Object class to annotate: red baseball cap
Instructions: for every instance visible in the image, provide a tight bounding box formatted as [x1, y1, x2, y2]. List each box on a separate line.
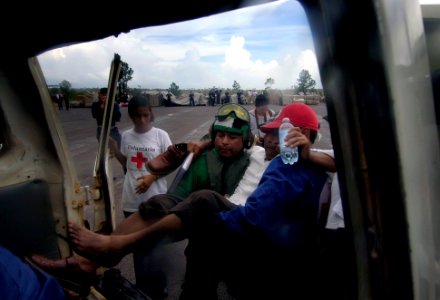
[260, 103, 319, 132]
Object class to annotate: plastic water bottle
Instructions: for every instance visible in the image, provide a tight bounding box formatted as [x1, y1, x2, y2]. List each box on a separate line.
[279, 117, 298, 165]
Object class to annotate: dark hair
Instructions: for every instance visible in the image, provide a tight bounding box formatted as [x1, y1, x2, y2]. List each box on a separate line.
[309, 130, 318, 144]
[255, 94, 269, 107]
[99, 87, 107, 94]
[128, 95, 154, 121]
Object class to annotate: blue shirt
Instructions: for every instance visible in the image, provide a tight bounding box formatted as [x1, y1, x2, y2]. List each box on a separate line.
[219, 156, 327, 248]
[0, 246, 64, 300]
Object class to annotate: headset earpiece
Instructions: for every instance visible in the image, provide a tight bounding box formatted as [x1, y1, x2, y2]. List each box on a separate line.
[242, 125, 254, 149]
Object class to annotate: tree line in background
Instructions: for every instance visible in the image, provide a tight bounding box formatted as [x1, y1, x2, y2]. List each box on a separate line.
[49, 58, 322, 107]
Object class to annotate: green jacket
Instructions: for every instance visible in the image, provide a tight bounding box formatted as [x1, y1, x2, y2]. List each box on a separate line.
[169, 148, 249, 199]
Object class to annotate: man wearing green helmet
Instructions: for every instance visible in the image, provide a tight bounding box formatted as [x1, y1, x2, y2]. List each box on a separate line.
[63, 103, 254, 299]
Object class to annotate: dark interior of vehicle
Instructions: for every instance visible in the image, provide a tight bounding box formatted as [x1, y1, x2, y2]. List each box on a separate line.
[0, 180, 59, 258]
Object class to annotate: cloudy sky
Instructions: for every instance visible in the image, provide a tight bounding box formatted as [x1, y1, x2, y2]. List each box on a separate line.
[38, 0, 436, 91]
[38, 0, 320, 91]
[37, 0, 439, 91]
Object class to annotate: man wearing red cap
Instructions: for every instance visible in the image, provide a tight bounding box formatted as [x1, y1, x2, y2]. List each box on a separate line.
[261, 101, 319, 131]
[160, 103, 330, 299]
[205, 102, 328, 299]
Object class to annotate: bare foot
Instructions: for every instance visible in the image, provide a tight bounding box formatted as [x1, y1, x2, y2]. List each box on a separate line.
[68, 222, 124, 267]
[29, 254, 97, 275]
[27, 254, 99, 287]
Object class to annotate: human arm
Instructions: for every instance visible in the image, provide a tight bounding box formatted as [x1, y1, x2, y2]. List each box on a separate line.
[283, 127, 336, 172]
[248, 110, 259, 141]
[168, 153, 210, 198]
[91, 102, 98, 119]
[135, 174, 159, 194]
[113, 103, 121, 122]
[187, 139, 213, 157]
[109, 137, 126, 172]
[307, 149, 336, 172]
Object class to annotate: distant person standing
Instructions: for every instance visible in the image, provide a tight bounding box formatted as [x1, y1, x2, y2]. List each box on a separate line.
[249, 94, 276, 146]
[208, 89, 216, 106]
[237, 90, 243, 104]
[55, 92, 63, 110]
[165, 91, 172, 107]
[91, 87, 122, 149]
[216, 89, 222, 105]
[189, 91, 195, 106]
[63, 93, 70, 110]
[223, 91, 231, 104]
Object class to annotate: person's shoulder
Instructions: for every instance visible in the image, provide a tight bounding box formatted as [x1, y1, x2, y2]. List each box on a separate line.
[153, 127, 170, 136]
[191, 150, 208, 166]
[121, 128, 134, 136]
[311, 148, 334, 158]
[246, 145, 265, 158]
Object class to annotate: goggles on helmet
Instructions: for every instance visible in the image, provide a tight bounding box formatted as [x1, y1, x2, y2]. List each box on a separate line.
[215, 103, 250, 123]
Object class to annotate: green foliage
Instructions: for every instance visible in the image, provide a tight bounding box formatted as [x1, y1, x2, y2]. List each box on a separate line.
[59, 80, 71, 94]
[294, 69, 316, 94]
[58, 80, 72, 100]
[119, 61, 133, 83]
[232, 80, 241, 92]
[264, 77, 275, 88]
[169, 82, 181, 97]
[118, 60, 134, 102]
[49, 86, 59, 95]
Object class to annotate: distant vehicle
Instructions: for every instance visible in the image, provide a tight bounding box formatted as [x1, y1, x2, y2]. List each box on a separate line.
[0, 0, 438, 299]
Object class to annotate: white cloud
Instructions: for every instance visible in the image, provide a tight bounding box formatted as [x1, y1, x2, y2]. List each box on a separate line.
[38, 0, 322, 90]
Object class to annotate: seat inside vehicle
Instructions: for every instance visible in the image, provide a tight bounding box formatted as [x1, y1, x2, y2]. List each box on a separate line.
[0, 179, 60, 259]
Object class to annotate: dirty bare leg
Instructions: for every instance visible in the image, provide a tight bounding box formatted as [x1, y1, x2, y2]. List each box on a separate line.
[29, 254, 98, 276]
[68, 222, 131, 266]
[112, 211, 157, 235]
[68, 214, 184, 266]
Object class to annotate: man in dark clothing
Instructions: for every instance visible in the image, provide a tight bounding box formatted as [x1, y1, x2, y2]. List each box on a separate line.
[63, 93, 70, 110]
[223, 91, 231, 104]
[55, 93, 63, 110]
[208, 89, 216, 106]
[189, 92, 195, 106]
[91, 87, 122, 149]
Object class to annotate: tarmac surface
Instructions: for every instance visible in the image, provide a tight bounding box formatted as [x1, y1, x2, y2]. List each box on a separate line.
[58, 101, 331, 299]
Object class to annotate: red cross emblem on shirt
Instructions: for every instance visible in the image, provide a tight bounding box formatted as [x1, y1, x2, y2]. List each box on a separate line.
[131, 151, 148, 169]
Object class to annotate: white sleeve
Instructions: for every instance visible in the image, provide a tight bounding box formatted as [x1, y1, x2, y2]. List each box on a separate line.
[325, 175, 345, 229]
[248, 110, 258, 137]
[311, 148, 345, 229]
[228, 145, 266, 206]
[311, 148, 334, 158]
